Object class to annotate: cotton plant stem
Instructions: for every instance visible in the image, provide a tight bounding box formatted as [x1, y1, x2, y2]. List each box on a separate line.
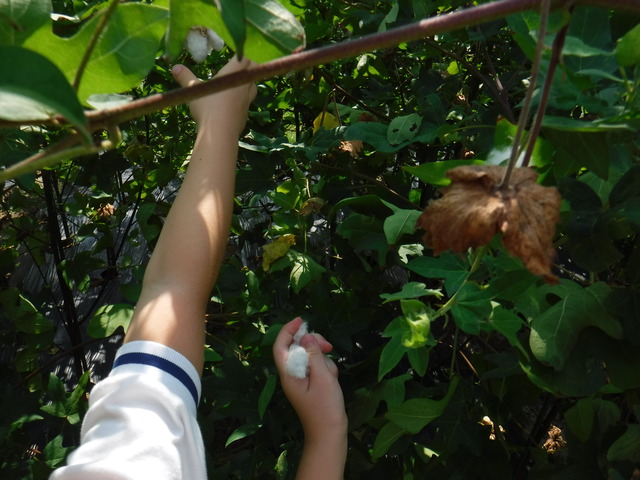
[2, 0, 640, 132]
[3, 0, 640, 179]
[86, 0, 558, 130]
[500, 0, 552, 190]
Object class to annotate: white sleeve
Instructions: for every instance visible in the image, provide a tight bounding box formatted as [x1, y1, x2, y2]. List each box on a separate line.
[50, 341, 206, 480]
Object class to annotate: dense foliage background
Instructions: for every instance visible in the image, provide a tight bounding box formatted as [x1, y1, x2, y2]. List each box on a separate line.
[1, 0, 640, 478]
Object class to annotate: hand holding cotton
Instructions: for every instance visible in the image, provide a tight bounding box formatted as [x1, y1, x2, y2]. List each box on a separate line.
[285, 321, 309, 379]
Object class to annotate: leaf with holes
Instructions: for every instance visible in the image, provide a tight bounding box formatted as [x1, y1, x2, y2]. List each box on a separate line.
[387, 113, 422, 145]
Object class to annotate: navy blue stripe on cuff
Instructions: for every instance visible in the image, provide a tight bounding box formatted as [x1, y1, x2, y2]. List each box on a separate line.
[113, 352, 199, 406]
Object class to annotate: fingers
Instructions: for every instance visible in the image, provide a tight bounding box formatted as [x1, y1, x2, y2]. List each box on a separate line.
[273, 318, 337, 382]
[171, 64, 200, 88]
[217, 55, 255, 75]
[301, 334, 337, 379]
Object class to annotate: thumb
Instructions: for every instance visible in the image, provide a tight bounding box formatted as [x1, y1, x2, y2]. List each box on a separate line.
[172, 64, 200, 88]
[300, 334, 326, 372]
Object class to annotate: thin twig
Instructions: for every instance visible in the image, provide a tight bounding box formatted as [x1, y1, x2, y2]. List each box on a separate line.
[319, 70, 391, 121]
[424, 38, 517, 123]
[1, 135, 83, 179]
[500, 0, 552, 190]
[522, 21, 571, 167]
[73, 0, 121, 90]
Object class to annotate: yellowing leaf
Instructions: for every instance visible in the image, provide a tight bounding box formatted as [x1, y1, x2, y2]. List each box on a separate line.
[313, 112, 340, 134]
[262, 234, 296, 271]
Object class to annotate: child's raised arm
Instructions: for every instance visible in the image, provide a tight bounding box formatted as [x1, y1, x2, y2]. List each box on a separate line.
[273, 318, 348, 480]
[123, 57, 257, 375]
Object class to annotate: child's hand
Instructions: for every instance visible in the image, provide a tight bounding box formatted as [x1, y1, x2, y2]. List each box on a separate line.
[171, 56, 257, 136]
[273, 318, 348, 444]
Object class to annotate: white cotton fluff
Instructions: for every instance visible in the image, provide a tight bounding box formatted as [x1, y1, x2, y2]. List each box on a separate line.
[185, 27, 225, 63]
[286, 321, 309, 379]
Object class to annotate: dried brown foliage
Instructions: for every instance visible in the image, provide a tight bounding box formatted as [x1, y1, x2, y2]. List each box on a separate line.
[416, 165, 561, 283]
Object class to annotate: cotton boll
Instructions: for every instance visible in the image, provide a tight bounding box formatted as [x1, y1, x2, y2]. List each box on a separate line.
[186, 27, 211, 63]
[286, 321, 309, 378]
[286, 344, 309, 379]
[206, 28, 225, 52]
[292, 321, 308, 344]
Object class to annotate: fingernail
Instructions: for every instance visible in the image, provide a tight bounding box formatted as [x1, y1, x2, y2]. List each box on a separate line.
[172, 64, 184, 75]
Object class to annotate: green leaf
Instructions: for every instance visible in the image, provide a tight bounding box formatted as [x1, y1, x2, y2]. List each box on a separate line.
[136, 202, 161, 243]
[609, 165, 640, 207]
[0, 288, 53, 334]
[379, 334, 405, 380]
[488, 306, 524, 348]
[406, 253, 468, 296]
[542, 116, 632, 132]
[258, 374, 276, 420]
[615, 23, 640, 66]
[387, 113, 422, 145]
[43, 434, 69, 468]
[287, 250, 325, 293]
[24, 4, 169, 103]
[225, 423, 259, 447]
[606, 425, 640, 463]
[345, 121, 397, 153]
[243, 0, 305, 59]
[380, 282, 442, 303]
[450, 283, 493, 335]
[0, 45, 86, 130]
[204, 345, 223, 362]
[0, 0, 51, 45]
[345, 119, 436, 153]
[372, 421, 406, 459]
[41, 374, 67, 418]
[562, 35, 612, 57]
[407, 347, 429, 376]
[529, 282, 623, 370]
[88, 303, 134, 338]
[564, 398, 594, 443]
[543, 129, 610, 179]
[336, 210, 397, 259]
[404, 159, 484, 187]
[386, 376, 459, 433]
[381, 374, 411, 409]
[381, 205, 422, 245]
[65, 370, 90, 425]
[217, 0, 246, 57]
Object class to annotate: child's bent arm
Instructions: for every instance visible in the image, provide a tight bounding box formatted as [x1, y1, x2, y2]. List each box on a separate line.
[274, 319, 348, 479]
[124, 58, 256, 375]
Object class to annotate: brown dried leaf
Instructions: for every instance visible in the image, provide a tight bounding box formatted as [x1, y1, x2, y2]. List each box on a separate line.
[339, 140, 363, 158]
[416, 165, 561, 283]
[299, 197, 326, 216]
[97, 203, 115, 219]
[542, 425, 566, 454]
